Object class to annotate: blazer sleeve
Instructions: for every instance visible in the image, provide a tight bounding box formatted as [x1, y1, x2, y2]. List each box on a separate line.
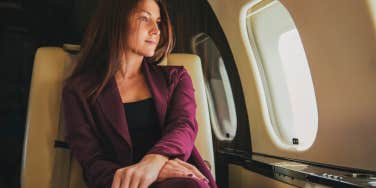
[62, 85, 121, 188]
[147, 68, 198, 161]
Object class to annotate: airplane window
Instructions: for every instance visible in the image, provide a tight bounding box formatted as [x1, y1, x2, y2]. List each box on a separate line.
[246, 0, 318, 150]
[192, 33, 237, 141]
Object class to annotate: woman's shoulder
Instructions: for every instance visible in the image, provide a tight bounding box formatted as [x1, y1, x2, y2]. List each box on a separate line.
[159, 65, 186, 75]
[149, 63, 188, 78]
[153, 64, 191, 85]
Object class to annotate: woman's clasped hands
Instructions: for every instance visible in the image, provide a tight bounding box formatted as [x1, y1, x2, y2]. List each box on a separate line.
[111, 154, 208, 188]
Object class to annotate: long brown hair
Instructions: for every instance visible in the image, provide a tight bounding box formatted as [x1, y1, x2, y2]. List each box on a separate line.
[68, 0, 174, 103]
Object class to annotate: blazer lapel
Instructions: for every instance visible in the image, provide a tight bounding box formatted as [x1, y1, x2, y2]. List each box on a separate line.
[95, 62, 168, 149]
[142, 61, 168, 128]
[96, 79, 132, 148]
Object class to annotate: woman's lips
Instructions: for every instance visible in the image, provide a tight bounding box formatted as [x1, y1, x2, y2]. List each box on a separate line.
[145, 40, 157, 45]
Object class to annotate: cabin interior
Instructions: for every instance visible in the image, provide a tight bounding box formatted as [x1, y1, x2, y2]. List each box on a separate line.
[1, 0, 375, 187]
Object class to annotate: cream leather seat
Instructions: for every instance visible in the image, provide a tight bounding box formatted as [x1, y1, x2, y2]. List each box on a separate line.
[21, 46, 215, 188]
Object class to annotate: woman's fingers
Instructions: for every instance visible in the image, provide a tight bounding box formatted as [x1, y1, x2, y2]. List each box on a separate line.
[161, 160, 188, 174]
[166, 160, 185, 169]
[113, 159, 208, 188]
[129, 170, 141, 188]
[116, 167, 152, 188]
[139, 173, 154, 188]
[157, 168, 186, 182]
[174, 158, 208, 181]
[187, 173, 199, 179]
[120, 168, 132, 188]
[157, 159, 207, 183]
[157, 161, 191, 181]
[112, 154, 168, 188]
[111, 169, 122, 188]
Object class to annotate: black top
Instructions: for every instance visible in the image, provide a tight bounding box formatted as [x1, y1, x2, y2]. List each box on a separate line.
[123, 98, 162, 162]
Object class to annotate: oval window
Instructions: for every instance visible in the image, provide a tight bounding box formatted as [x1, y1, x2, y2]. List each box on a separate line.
[192, 33, 237, 141]
[246, 0, 318, 150]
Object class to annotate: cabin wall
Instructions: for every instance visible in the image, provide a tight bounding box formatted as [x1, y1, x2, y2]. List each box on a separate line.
[208, 0, 376, 171]
[229, 164, 331, 188]
[228, 164, 295, 188]
[281, 0, 376, 171]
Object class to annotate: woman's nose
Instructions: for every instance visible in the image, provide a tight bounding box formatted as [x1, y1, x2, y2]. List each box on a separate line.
[150, 22, 160, 35]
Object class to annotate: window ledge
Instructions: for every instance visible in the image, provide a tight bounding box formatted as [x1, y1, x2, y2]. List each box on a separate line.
[218, 149, 376, 188]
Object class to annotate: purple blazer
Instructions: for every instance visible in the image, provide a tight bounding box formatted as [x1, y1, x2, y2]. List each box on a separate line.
[62, 61, 217, 188]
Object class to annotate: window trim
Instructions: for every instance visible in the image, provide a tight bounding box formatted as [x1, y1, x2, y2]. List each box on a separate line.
[240, 0, 318, 152]
[191, 33, 238, 141]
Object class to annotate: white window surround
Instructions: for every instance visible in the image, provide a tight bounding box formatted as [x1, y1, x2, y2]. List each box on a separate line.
[240, 0, 318, 151]
[192, 33, 238, 141]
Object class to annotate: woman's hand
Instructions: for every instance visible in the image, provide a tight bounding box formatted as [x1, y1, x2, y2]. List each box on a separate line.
[157, 158, 209, 183]
[111, 154, 168, 188]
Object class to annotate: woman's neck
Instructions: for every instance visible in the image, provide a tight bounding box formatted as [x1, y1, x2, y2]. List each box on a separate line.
[118, 52, 144, 79]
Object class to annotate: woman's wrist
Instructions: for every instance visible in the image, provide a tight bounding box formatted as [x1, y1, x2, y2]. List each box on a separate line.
[142, 154, 169, 166]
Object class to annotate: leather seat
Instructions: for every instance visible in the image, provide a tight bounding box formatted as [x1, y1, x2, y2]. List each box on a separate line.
[21, 45, 215, 188]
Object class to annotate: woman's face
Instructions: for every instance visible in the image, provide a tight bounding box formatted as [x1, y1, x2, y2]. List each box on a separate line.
[126, 0, 161, 58]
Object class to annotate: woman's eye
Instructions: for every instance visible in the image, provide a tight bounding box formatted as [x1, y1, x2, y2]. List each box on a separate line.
[140, 16, 148, 21]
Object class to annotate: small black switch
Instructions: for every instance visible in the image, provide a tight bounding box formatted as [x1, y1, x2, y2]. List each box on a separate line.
[293, 138, 299, 145]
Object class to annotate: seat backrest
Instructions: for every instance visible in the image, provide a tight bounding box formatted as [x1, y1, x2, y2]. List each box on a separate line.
[161, 54, 215, 175]
[21, 46, 86, 188]
[21, 46, 215, 188]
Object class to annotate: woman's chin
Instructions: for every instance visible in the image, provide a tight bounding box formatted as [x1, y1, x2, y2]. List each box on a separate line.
[143, 51, 156, 58]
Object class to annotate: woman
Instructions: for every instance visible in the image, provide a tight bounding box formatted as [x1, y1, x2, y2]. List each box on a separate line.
[62, 0, 217, 188]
